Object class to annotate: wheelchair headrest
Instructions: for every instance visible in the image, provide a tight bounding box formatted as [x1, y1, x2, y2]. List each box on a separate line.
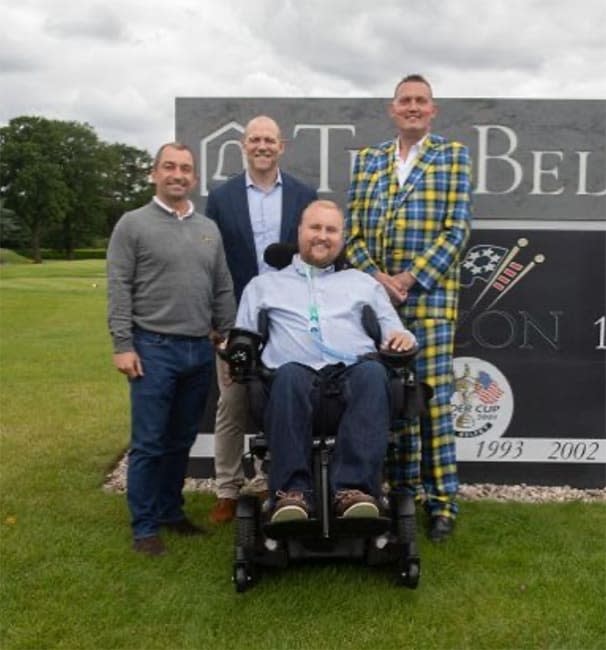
[264, 242, 350, 271]
[264, 243, 298, 270]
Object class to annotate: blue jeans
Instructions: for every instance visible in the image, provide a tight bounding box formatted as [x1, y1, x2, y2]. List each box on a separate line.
[264, 360, 391, 504]
[127, 329, 213, 539]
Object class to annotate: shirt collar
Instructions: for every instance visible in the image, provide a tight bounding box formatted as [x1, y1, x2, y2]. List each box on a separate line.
[394, 133, 429, 161]
[245, 169, 283, 190]
[292, 253, 335, 276]
[153, 196, 195, 219]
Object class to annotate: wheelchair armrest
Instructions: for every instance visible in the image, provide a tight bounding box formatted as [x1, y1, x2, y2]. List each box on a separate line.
[376, 345, 419, 369]
[370, 346, 434, 421]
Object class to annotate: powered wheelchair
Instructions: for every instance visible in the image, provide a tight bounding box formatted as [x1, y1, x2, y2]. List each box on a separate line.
[221, 250, 428, 593]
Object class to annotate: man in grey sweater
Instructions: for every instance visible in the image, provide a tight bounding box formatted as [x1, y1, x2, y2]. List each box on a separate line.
[107, 142, 235, 556]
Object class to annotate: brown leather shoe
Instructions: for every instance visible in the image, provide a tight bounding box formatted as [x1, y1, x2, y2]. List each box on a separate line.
[209, 498, 237, 524]
[334, 490, 379, 519]
[132, 535, 166, 556]
[271, 491, 309, 523]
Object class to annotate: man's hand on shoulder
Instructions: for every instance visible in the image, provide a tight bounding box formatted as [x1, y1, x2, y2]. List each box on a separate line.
[113, 352, 144, 378]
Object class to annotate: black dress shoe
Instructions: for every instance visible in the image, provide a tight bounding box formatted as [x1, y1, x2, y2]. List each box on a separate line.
[162, 518, 207, 536]
[428, 515, 454, 542]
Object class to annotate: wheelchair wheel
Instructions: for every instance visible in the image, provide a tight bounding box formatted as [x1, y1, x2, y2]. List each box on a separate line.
[396, 514, 416, 544]
[234, 564, 251, 593]
[396, 556, 420, 589]
[395, 513, 420, 588]
[233, 515, 257, 593]
[236, 515, 257, 549]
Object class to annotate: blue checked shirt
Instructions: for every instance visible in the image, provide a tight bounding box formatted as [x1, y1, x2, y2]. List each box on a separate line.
[246, 170, 283, 275]
[236, 254, 415, 370]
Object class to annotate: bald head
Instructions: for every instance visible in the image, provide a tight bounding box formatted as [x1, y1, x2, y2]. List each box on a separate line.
[242, 115, 284, 184]
[244, 115, 282, 141]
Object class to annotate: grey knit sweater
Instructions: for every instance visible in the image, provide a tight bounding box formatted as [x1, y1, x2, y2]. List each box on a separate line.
[107, 201, 236, 353]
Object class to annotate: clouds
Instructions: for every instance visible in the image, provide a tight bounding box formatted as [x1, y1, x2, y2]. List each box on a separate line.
[44, 5, 129, 42]
[235, 0, 604, 94]
[0, 37, 42, 74]
[0, 0, 604, 153]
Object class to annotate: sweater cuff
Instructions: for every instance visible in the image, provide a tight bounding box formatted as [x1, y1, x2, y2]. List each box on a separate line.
[112, 337, 134, 354]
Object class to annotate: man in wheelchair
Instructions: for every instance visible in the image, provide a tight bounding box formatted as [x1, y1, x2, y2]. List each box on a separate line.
[229, 199, 416, 525]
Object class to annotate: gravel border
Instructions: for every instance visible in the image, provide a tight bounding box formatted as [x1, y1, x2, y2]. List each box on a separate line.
[103, 455, 606, 502]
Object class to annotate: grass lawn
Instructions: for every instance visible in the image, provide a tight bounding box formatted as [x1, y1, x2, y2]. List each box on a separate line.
[1, 258, 605, 650]
[0, 249, 33, 265]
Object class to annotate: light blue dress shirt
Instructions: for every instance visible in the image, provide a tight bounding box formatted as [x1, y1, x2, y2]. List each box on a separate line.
[236, 254, 415, 370]
[246, 170, 283, 275]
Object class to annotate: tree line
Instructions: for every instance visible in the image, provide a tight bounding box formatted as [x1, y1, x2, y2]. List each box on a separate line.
[0, 116, 154, 262]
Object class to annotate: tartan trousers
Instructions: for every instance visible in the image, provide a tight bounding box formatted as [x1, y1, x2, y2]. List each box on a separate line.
[386, 318, 459, 518]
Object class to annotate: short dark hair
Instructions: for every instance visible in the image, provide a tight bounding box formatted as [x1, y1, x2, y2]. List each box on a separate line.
[153, 142, 196, 172]
[393, 74, 433, 98]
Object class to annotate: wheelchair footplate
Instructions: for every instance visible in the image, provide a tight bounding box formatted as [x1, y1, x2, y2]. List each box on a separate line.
[263, 515, 391, 540]
[331, 515, 391, 538]
[263, 518, 323, 540]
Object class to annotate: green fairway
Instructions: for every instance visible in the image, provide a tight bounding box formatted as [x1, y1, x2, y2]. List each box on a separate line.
[1, 259, 605, 650]
[0, 249, 32, 266]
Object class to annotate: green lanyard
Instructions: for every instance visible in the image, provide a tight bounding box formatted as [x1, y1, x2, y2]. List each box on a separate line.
[303, 263, 357, 363]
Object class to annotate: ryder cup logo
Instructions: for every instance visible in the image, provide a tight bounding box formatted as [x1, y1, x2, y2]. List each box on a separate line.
[459, 237, 546, 320]
[452, 357, 513, 439]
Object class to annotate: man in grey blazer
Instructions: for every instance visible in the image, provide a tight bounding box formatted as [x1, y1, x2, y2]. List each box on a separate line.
[206, 115, 317, 523]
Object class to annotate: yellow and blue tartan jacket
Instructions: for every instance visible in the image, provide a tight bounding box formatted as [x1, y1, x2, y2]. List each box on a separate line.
[346, 134, 472, 322]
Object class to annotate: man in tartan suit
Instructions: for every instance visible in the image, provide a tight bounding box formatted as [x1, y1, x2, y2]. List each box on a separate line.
[345, 74, 472, 542]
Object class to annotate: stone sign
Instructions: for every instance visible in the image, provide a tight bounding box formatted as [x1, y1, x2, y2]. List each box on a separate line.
[177, 98, 605, 488]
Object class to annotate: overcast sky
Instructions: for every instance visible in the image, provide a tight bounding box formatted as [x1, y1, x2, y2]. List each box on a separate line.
[2, 0, 605, 154]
